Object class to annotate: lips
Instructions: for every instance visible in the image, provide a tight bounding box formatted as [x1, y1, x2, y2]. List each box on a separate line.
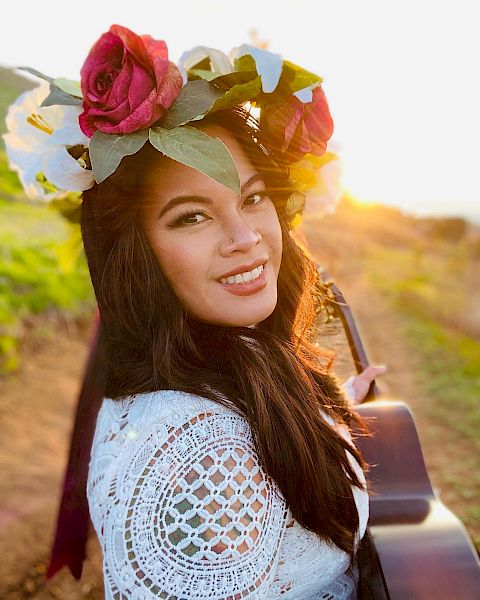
[216, 258, 268, 281]
[217, 262, 268, 296]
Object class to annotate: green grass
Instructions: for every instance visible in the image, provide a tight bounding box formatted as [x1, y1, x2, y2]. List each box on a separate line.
[0, 192, 95, 374]
[0, 150, 24, 197]
[0, 145, 94, 374]
[362, 242, 480, 549]
[398, 312, 480, 444]
[361, 242, 479, 444]
[361, 242, 472, 327]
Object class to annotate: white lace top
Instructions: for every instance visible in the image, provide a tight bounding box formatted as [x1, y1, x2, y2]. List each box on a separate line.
[87, 388, 369, 600]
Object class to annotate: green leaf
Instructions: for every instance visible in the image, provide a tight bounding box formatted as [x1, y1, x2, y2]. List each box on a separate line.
[40, 85, 83, 107]
[281, 60, 323, 94]
[157, 80, 224, 129]
[149, 126, 240, 194]
[89, 129, 149, 184]
[53, 77, 83, 98]
[187, 56, 212, 71]
[17, 66, 54, 83]
[189, 69, 220, 81]
[210, 70, 258, 89]
[233, 55, 257, 73]
[254, 60, 324, 111]
[207, 76, 262, 114]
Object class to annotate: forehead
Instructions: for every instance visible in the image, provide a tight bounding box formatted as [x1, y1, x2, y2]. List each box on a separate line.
[143, 124, 259, 200]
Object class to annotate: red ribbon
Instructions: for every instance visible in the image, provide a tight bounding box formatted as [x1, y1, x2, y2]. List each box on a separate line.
[45, 307, 106, 580]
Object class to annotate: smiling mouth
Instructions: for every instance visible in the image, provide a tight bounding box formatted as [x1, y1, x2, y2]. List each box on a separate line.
[217, 263, 268, 297]
[217, 263, 265, 285]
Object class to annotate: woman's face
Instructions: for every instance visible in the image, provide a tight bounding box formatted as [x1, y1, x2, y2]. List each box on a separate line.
[139, 123, 283, 327]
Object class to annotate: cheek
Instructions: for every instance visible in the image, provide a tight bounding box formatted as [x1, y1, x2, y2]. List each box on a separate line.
[153, 240, 206, 296]
[264, 206, 283, 263]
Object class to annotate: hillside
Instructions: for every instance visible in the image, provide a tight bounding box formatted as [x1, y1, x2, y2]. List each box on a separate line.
[0, 66, 37, 144]
[301, 194, 480, 341]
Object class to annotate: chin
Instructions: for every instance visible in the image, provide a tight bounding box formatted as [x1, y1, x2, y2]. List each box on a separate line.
[220, 302, 276, 328]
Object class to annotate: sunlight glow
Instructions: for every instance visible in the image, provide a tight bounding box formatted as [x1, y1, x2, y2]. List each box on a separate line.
[1, 0, 478, 223]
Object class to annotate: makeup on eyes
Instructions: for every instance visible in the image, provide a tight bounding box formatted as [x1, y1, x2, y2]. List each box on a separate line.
[167, 189, 271, 228]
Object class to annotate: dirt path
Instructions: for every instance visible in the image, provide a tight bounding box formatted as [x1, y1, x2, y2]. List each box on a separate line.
[0, 315, 104, 599]
[0, 276, 478, 598]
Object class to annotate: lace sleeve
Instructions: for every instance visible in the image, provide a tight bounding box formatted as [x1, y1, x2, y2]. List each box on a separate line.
[101, 406, 289, 599]
[340, 375, 356, 405]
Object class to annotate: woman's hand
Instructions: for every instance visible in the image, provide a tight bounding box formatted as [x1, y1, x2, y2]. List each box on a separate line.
[341, 365, 388, 405]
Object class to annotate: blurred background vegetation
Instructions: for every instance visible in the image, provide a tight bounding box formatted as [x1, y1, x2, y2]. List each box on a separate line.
[0, 67, 479, 598]
[0, 67, 95, 375]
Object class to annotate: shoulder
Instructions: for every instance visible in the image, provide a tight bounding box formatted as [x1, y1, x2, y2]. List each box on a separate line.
[91, 389, 290, 598]
[91, 389, 236, 447]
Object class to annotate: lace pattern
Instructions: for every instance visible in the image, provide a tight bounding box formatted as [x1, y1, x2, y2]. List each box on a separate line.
[87, 390, 369, 599]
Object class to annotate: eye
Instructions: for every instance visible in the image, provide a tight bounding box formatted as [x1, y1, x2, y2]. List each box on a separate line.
[244, 189, 269, 207]
[169, 190, 270, 228]
[170, 209, 209, 227]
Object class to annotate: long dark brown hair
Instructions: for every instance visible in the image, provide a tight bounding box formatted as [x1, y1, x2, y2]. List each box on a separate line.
[80, 105, 372, 566]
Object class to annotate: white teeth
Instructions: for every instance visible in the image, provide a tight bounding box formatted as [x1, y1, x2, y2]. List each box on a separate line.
[220, 264, 264, 285]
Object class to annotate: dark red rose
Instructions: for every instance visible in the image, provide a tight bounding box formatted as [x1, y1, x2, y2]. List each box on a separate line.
[79, 24, 183, 137]
[261, 86, 334, 162]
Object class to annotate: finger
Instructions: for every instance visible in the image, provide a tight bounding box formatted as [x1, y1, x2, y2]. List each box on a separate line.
[362, 365, 387, 378]
[356, 366, 387, 386]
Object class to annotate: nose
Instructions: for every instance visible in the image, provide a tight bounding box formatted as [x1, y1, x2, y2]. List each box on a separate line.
[220, 216, 262, 255]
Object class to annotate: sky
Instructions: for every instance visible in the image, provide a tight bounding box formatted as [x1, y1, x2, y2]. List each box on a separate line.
[2, 0, 479, 223]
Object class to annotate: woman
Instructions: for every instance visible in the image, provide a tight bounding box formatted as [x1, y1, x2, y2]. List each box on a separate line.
[81, 102, 379, 598]
[4, 24, 386, 599]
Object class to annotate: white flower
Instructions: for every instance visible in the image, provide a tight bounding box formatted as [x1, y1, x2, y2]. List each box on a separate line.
[177, 46, 234, 85]
[2, 80, 94, 201]
[289, 151, 343, 219]
[228, 44, 283, 94]
[303, 157, 343, 218]
[177, 44, 284, 95]
[294, 84, 318, 104]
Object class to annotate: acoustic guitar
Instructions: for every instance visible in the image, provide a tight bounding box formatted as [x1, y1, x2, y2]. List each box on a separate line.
[316, 266, 480, 599]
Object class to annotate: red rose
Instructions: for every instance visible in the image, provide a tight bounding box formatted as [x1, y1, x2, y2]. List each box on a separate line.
[261, 86, 334, 162]
[79, 24, 183, 137]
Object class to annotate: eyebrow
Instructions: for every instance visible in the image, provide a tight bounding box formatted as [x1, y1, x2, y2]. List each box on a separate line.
[157, 173, 266, 219]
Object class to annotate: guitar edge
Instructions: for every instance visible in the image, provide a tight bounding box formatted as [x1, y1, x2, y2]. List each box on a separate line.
[353, 400, 480, 599]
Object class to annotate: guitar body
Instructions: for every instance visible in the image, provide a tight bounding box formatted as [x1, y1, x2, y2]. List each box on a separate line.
[353, 400, 480, 599]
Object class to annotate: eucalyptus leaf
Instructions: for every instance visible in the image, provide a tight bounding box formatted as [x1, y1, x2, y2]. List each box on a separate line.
[89, 129, 149, 184]
[53, 77, 83, 98]
[17, 66, 54, 83]
[158, 80, 224, 129]
[40, 85, 83, 107]
[149, 126, 240, 194]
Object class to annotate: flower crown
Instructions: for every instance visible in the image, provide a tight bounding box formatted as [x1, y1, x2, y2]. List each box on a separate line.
[3, 24, 342, 227]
